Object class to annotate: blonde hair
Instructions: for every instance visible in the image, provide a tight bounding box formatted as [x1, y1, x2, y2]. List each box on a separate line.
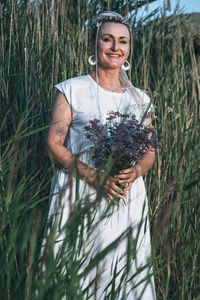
[90, 11, 144, 106]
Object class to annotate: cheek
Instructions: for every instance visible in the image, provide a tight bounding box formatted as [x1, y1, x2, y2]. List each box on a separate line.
[121, 49, 130, 61]
[97, 42, 105, 57]
[124, 45, 130, 56]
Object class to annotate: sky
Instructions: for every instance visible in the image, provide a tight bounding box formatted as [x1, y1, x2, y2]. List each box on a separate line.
[154, 0, 200, 13]
[137, 0, 200, 19]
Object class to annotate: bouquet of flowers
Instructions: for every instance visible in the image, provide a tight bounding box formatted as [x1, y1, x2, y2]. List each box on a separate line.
[84, 111, 159, 176]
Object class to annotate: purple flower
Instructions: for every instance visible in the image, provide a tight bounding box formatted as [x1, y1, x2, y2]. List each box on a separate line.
[84, 111, 160, 175]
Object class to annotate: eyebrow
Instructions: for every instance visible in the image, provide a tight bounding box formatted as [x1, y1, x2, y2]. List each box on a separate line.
[101, 33, 129, 39]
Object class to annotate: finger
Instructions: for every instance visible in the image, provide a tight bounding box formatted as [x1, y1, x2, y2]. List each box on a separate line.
[119, 168, 134, 174]
[110, 181, 124, 191]
[105, 180, 126, 197]
[118, 178, 132, 185]
[107, 193, 113, 200]
[107, 194, 117, 205]
[114, 184, 127, 196]
[114, 173, 129, 179]
[107, 193, 120, 205]
[123, 181, 133, 192]
[124, 182, 132, 192]
[115, 174, 131, 180]
[105, 177, 119, 188]
[110, 187, 127, 199]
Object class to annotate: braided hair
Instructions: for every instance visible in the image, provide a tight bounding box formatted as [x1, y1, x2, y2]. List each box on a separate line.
[89, 11, 145, 106]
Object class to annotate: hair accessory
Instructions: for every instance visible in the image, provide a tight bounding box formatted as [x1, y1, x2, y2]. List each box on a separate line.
[90, 11, 145, 106]
[121, 60, 130, 71]
[91, 11, 131, 33]
[88, 55, 96, 66]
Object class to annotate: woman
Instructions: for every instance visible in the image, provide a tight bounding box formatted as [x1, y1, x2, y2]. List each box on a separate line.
[46, 11, 157, 299]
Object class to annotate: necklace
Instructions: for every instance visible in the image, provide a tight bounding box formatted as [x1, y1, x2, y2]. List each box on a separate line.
[98, 80, 126, 112]
[90, 74, 126, 117]
[111, 90, 124, 111]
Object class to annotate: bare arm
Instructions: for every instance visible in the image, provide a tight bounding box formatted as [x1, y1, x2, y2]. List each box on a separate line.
[46, 92, 97, 183]
[46, 91, 125, 199]
[46, 91, 72, 166]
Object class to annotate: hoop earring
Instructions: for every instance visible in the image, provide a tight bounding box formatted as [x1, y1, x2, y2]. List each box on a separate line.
[88, 55, 96, 66]
[122, 60, 130, 71]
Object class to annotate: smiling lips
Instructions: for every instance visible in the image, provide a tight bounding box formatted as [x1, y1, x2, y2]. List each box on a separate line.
[107, 53, 121, 57]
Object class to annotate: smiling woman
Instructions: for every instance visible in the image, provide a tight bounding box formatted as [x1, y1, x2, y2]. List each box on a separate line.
[97, 22, 130, 71]
[89, 22, 131, 94]
[44, 11, 157, 299]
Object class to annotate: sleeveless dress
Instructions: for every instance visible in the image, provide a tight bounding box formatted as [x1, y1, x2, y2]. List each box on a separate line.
[47, 75, 157, 299]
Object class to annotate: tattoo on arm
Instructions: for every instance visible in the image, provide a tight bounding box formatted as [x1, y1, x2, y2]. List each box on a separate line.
[56, 126, 66, 137]
[53, 125, 69, 145]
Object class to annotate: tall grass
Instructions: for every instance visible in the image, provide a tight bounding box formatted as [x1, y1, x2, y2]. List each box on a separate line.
[0, 0, 200, 299]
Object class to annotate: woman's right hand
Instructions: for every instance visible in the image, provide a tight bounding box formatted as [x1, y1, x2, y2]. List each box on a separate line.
[96, 173, 127, 202]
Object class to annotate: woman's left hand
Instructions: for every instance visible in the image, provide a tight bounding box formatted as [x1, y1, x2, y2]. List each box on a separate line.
[114, 151, 155, 192]
[114, 167, 138, 192]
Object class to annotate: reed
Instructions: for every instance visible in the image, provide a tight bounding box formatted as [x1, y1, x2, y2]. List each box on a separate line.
[0, 0, 199, 299]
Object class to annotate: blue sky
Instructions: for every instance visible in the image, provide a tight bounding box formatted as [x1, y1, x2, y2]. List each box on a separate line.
[137, 0, 200, 19]
[152, 0, 200, 13]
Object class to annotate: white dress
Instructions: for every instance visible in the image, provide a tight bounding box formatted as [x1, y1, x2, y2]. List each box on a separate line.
[47, 75, 157, 299]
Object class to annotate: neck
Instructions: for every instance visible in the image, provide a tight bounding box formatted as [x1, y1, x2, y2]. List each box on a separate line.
[91, 67, 122, 92]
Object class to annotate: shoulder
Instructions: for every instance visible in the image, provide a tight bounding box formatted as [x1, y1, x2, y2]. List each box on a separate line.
[129, 87, 153, 123]
[134, 87, 151, 105]
[54, 75, 93, 107]
[55, 75, 90, 91]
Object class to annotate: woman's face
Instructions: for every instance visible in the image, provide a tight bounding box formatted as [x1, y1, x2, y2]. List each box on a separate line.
[97, 22, 130, 70]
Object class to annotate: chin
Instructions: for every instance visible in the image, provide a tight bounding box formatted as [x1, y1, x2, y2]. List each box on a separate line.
[103, 63, 123, 70]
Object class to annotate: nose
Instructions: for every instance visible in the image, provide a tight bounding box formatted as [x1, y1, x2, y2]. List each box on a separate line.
[111, 39, 119, 51]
